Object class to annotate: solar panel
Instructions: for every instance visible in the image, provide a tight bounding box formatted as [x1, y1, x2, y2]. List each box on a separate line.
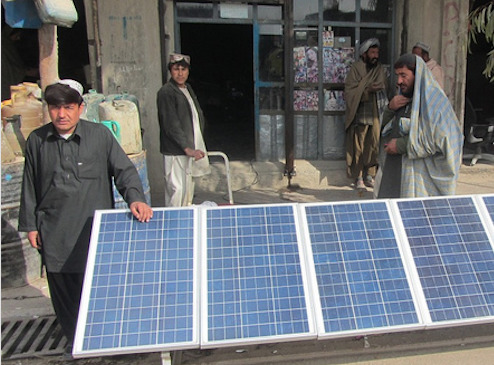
[480, 194, 494, 226]
[73, 195, 494, 359]
[201, 204, 316, 348]
[395, 196, 494, 325]
[73, 208, 199, 358]
[301, 201, 422, 338]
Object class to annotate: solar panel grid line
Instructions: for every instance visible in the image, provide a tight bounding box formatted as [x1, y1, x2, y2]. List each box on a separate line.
[395, 196, 494, 328]
[201, 204, 317, 349]
[300, 200, 423, 339]
[73, 208, 200, 358]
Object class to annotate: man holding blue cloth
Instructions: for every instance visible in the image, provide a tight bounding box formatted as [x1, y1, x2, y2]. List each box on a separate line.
[375, 54, 463, 198]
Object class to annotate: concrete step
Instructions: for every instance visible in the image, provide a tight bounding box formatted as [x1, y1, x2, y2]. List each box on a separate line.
[195, 159, 350, 193]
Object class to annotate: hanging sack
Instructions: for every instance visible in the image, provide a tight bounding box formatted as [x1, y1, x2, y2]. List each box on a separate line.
[1, 0, 43, 29]
[34, 0, 78, 28]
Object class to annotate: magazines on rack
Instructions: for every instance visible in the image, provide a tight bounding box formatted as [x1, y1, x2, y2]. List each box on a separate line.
[322, 47, 355, 83]
[324, 90, 346, 111]
[294, 90, 307, 111]
[306, 90, 318, 111]
[323, 48, 340, 83]
[322, 30, 334, 47]
[306, 47, 318, 83]
[293, 90, 319, 111]
[294, 47, 307, 83]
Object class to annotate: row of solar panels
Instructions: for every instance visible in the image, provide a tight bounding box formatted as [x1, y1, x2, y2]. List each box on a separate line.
[73, 194, 494, 358]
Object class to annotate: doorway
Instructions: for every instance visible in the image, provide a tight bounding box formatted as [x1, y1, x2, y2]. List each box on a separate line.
[180, 23, 255, 160]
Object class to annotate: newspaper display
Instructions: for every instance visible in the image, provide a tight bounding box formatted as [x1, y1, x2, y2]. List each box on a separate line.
[294, 47, 307, 83]
[293, 90, 319, 111]
[294, 90, 307, 111]
[322, 30, 334, 47]
[323, 47, 354, 83]
[324, 90, 346, 111]
[294, 44, 354, 112]
[294, 46, 354, 85]
[306, 47, 318, 83]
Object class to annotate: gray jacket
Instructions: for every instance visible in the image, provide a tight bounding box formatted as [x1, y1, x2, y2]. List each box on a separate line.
[156, 79, 206, 155]
[18, 120, 145, 272]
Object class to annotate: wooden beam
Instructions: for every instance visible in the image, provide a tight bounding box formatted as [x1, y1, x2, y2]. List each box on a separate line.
[38, 24, 59, 123]
[38, 24, 59, 90]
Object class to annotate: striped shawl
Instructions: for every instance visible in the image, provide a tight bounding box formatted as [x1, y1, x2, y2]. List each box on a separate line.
[401, 56, 463, 197]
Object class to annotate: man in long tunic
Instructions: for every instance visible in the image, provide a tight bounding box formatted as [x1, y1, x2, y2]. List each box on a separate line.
[344, 38, 388, 190]
[18, 80, 153, 358]
[375, 54, 463, 198]
[157, 53, 210, 206]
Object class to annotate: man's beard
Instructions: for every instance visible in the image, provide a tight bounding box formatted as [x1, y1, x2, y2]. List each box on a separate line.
[365, 58, 378, 68]
[401, 86, 414, 98]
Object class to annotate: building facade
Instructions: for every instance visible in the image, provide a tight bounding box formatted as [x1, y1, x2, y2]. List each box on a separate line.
[83, 0, 469, 204]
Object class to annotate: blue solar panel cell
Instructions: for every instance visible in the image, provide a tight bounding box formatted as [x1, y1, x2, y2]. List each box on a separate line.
[397, 197, 494, 323]
[303, 201, 420, 336]
[482, 195, 494, 225]
[203, 205, 315, 347]
[74, 209, 198, 356]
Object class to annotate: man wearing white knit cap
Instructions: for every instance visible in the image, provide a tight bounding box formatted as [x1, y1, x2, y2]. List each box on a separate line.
[57, 78, 84, 95]
[344, 38, 388, 191]
[19, 79, 153, 359]
[412, 41, 445, 90]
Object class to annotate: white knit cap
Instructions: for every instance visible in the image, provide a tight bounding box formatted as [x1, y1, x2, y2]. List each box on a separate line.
[359, 38, 380, 56]
[58, 79, 84, 96]
[413, 41, 430, 53]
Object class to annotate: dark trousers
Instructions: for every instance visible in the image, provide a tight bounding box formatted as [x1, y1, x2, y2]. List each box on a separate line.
[46, 272, 84, 346]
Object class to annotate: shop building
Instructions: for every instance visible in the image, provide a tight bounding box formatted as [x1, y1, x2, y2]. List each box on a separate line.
[3, 0, 472, 203]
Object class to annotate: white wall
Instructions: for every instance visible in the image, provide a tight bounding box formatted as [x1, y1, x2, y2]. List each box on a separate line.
[85, 0, 165, 205]
[404, 0, 469, 117]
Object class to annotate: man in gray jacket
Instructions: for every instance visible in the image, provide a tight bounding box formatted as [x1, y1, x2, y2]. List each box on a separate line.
[157, 53, 210, 206]
[19, 80, 153, 358]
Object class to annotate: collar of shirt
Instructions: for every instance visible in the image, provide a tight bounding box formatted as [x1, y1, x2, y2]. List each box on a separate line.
[46, 120, 84, 142]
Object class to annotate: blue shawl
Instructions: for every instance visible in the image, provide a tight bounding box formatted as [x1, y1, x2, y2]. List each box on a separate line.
[401, 56, 463, 197]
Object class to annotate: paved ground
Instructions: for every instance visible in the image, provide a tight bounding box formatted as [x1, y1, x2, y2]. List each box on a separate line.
[2, 156, 494, 365]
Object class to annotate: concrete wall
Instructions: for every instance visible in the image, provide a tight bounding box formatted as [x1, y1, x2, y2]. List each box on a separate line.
[401, 0, 469, 118]
[84, 0, 165, 205]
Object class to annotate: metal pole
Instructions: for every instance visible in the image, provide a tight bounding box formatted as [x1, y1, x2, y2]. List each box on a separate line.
[283, 0, 296, 188]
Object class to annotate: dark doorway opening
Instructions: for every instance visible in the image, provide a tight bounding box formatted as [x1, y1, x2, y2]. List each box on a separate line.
[180, 23, 255, 161]
[465, 0, 494, 132]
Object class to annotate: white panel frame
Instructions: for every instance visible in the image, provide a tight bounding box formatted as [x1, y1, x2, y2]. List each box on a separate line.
[200, 203, 317, 349]
[74, 207, 201, 358]
[476, 194, 494, 242]
[391, 195, 494, 330]
[299, 200, 427, 340]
